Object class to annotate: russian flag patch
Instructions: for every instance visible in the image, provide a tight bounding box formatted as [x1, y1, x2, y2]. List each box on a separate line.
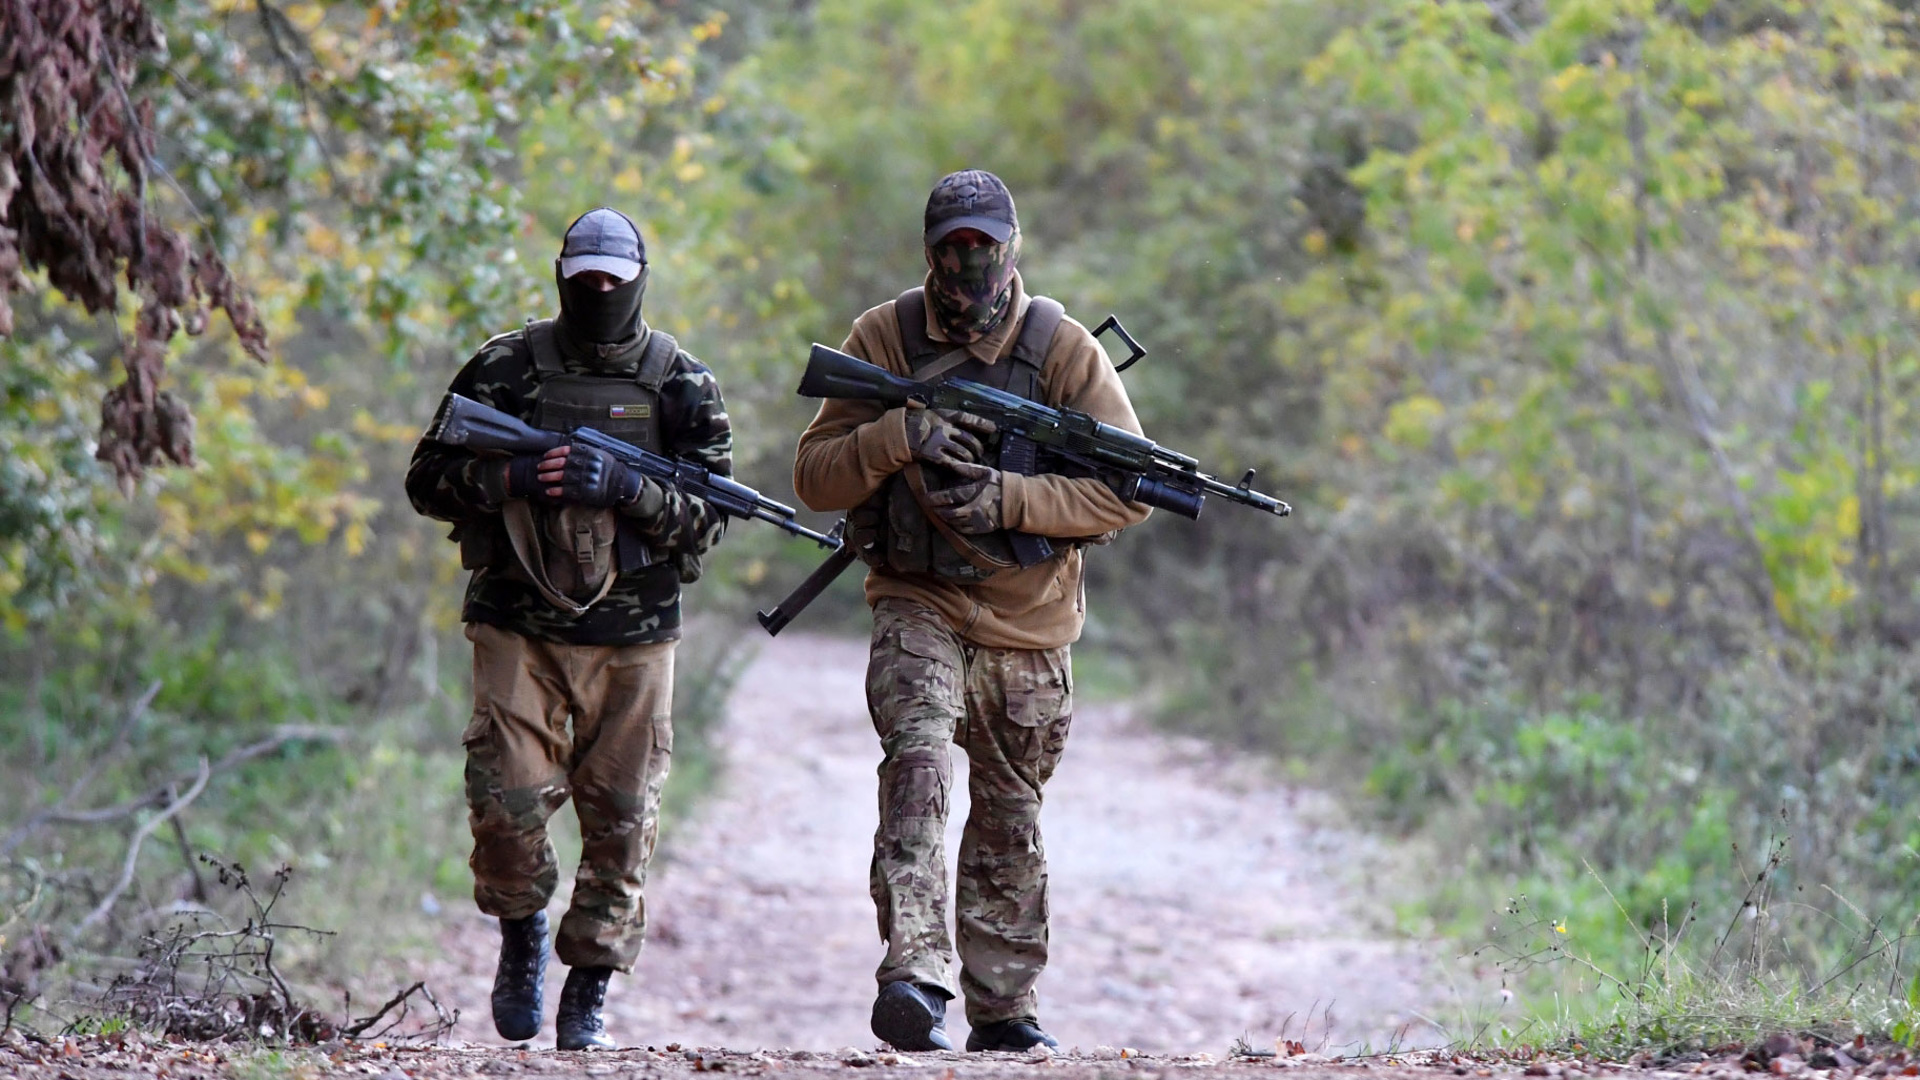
[608, 404, 650, 419]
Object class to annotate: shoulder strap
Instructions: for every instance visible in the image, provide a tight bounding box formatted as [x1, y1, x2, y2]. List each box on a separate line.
[1010, 296, 1064, 371]
[635, 328, 678, 391]
[1005, 295, 1064, 401]
[523, 318, 565, 377]
[894, 288, 945, 370]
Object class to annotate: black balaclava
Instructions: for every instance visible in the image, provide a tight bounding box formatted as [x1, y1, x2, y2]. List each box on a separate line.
[555, 206, 649, 345]
[556, 262, 648, 344]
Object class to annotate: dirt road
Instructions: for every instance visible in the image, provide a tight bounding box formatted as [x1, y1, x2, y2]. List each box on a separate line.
[425, 631, 1440, 1055]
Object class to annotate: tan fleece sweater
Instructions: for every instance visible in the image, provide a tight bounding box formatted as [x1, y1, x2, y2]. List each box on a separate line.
[793, 271, 1152, 649]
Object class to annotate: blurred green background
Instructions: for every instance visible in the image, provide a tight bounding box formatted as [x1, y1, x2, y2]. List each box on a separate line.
[8, 0, 1920, 1047]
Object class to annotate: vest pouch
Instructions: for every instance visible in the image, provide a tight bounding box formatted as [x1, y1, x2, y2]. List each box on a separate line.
[847, 496, 890, 569]
[881, 471, 998, 583]
[532, 373, 660, 448]
[882, 473, 933, 576]
[539, 505, 620, 602]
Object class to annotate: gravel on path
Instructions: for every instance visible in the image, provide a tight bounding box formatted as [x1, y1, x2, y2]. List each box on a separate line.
[419, 631, 1441, 1055]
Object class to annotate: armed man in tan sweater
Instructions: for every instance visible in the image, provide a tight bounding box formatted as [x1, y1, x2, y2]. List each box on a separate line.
[793, 170, 1151, 1053]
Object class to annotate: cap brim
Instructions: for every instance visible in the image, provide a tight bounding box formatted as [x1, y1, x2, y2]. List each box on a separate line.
[925, 215, 1015, 246]
[559, 254, 644, 280]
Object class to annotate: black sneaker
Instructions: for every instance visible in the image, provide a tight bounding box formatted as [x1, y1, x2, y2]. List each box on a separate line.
[869, 981, 954, 1051]
[555, 966, 616, 1051]
[966, 1019, 1058, 1053]
[491, 911, 548, 1042]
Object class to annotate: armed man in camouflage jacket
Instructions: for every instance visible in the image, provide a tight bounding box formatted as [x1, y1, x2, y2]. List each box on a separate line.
[407, 208, 730, 1051]
[794, 171, 1152, 1053]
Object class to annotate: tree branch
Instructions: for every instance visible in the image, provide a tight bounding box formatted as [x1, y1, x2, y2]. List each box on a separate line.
[0, 680, 162, 858]
[7, 725, 351, 849]
[72, 758, 213, 940]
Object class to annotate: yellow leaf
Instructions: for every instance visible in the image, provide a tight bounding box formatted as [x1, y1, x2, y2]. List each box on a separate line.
[246, 531, 272, 555]
[1385, 394, 1445, 449]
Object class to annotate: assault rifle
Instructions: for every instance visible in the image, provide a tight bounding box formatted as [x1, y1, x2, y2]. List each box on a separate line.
[755, 337, 1291, 635]
[429, 393, 841, 549]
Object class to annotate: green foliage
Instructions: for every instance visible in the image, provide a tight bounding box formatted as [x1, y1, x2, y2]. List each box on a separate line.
[14, 0, 1920, 1044]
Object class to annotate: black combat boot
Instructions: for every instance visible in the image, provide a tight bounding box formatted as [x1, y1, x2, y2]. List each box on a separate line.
[870, 981, 954, 1051]
[491, 911, 548, 1042]
[966, 1018, 1059, 1053]
[555, 965, 616, 1050]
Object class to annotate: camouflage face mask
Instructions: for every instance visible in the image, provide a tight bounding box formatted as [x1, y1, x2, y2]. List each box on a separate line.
[925, 234, 1018, 344]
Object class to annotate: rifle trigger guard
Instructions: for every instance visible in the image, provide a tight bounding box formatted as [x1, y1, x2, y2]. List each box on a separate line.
[1092, 315, 1148, 373]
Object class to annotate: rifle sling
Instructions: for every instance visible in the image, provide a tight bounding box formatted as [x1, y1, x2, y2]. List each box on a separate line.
[902, 462, 1019, 574]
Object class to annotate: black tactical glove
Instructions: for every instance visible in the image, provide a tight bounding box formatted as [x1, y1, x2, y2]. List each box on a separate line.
[903, 402, 997, 469]
[924, 460, 1004, 534]
[504, 454, 547, 499]
[480, 452, 557, 506]
[558, 444, 644, 508]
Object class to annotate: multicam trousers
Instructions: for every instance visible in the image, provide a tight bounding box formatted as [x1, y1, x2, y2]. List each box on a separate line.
[461, 621, 675, 972]
[865, 598, 1074, 1027]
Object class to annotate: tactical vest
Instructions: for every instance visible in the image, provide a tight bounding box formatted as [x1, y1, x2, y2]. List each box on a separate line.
[457, 319, 683, 611]
[848, 288, 1065, 582]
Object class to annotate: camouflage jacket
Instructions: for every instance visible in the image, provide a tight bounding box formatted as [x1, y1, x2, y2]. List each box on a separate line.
[406, 318, 732, 646]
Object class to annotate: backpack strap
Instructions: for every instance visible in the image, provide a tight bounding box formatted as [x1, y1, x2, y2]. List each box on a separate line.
[1006, 295, 1064, 401]
[634, 327, 678, 392]
[893, 288, 947, 371]
[523, 318, 566, 378]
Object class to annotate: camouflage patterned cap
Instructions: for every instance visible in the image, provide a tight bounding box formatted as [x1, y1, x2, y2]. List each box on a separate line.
[924, 170, 1018, 246]
[559, 207, 647, 281]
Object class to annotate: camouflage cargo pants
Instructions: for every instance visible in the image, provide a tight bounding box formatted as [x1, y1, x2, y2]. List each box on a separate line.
[866, 598, 1073, 1026]
[461, 621, 675, 972]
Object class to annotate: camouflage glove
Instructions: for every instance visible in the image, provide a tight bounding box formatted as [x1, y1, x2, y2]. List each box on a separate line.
[924, 460, 1004, 534]
[903, 402, 997, 468]
[553, 444, 644, 508]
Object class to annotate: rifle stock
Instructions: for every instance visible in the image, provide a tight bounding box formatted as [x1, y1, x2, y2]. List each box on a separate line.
[757, 535, 856, 637]
[431, 393, 567, 453]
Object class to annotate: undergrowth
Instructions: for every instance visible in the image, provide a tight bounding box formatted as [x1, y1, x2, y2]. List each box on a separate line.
[1153, 625, 1920, 1056]
[0, 599, 748, 1040]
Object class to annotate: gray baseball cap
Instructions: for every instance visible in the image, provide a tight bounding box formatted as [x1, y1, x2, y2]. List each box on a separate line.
[924, 169, 1018, 246]
[558, 207, 647, 280]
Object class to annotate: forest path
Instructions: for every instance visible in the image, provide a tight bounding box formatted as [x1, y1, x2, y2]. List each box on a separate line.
[423, 631, 1441, 1054]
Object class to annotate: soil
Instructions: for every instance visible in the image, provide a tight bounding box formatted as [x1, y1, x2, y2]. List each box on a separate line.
[419, 632, 1439, 1055]
[3, 631, 1463, 1080]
